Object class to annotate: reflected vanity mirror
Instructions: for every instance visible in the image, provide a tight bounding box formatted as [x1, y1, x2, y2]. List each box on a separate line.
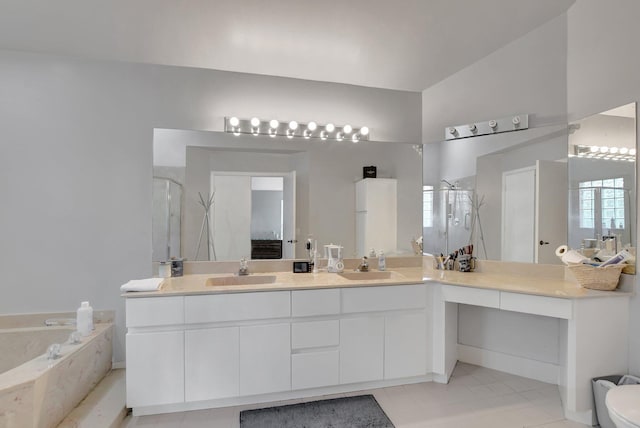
[423, 123, 569, 263]
[152, 128, 423, 262]
[568, 102, 637, 273]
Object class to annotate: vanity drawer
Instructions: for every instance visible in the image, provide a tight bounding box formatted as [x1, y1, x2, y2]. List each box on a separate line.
[292, 350, 339, 390]
[292, 289, 340, 317]
[126, 296, 184, 327]
[292, 320, 339, 349]
[441, 285, 500, 308]
[185, 291, 290, 324]
[342, 284, 426, 313]
[500, 292, 572, 319]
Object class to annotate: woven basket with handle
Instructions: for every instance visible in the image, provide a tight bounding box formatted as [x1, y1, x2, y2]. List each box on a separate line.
[568, 263, 625, 291]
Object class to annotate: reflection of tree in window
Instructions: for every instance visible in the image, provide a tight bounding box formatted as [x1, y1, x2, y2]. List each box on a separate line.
[579, 178, 625, 229]
[423, 185, 434, 228]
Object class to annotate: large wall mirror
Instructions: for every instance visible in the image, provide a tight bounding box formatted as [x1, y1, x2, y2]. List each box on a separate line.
[568, 102, 637, 272]
[152, 128, 423, 262]
[423, 124, 569, 263]
[423, 103, 637, 270]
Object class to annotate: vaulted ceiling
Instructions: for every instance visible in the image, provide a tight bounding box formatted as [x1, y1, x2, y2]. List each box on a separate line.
[0, 0, 575, 91]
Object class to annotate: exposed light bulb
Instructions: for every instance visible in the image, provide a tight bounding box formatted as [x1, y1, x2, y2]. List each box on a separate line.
[600, 146, 609, 153]
[343, 124, 353, 134]
[288, 121, 298, 130]
[250, 117, 260, 127]
[307, 121, 317, 131]
[325, 123, 335, 133]
[590, 146, 599, 153]
[631, 148, 637, 156]
[488, 120, 497, 129]
[610, 147, 619, 154]
[269, 119, 279, 129]
[448, 127, 457, 135]
[620, 147, 629, 154]
[229, 117, 240, 127]
[468, 124, 477, 132]
[360, 126, 369, 136]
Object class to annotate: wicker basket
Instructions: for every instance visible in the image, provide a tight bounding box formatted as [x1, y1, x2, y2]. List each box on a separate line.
[568, 263, 625, 291]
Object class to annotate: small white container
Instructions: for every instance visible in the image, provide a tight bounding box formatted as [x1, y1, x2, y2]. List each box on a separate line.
[76, 301, 94, 336]
[158, 262, 171, 278]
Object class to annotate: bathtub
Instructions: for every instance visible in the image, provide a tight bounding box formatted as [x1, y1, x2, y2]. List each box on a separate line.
[0, 312, 113, 428]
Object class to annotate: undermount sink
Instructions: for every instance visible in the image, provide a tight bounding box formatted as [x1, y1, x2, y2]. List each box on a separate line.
[338, 271, 394, 280]
[206, 275, 277, 286]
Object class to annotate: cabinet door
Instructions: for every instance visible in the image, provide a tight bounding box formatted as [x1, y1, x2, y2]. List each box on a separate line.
[126, 331, 184, 407]
[340, 316, 384, 384]
[239, 323, 291, 396]
[185, 327, 239, 401]
[385, 311, 428, 379]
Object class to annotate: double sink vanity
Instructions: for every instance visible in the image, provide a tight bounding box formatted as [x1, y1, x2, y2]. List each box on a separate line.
[123, 257, 631, 425]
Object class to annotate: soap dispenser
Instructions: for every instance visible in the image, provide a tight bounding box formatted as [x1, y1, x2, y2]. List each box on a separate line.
[378, 250, 386, 271]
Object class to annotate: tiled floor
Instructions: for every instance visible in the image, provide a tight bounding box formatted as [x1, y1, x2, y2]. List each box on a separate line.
[121, 363, 591, 428]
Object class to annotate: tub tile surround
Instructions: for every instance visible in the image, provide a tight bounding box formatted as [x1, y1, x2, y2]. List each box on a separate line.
[0, 314, 114, 428]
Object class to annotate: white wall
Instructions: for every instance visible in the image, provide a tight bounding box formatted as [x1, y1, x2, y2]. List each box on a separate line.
[421, 14, 569, 366]
[0, 49, 421, 363]
[567, 0, 640, 375]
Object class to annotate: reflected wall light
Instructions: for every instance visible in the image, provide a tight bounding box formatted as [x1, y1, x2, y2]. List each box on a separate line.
[224, 117, 369, 142]
[571, 144, 636, 162]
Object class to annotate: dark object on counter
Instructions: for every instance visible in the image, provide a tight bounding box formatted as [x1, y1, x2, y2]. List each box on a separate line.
[170, 258, 184, 277]
[251, 240, 283, 259]
[363, 166, 377, 179]
[293, 261, 311, 273]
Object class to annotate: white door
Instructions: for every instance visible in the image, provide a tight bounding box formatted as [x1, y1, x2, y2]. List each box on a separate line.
[283, 171, 296, 259]
[339, 316, 384, 384]
[185, 327, 239, 401]
[384, 311, 428, 379]
[239, 323, 291, 396]
[502, 167, 536, 262]
[536, 160, 567, 264]
[211, 174, 252, 261]
[126, 331, 184, 407]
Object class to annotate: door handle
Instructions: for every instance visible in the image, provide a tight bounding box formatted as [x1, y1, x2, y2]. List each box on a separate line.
[539, 240, 549, 246]
[287, 239, 298, 244]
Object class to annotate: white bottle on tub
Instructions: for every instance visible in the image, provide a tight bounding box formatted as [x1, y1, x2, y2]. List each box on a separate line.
[76, 301, 94, 336]
[378, 250, 386, 271]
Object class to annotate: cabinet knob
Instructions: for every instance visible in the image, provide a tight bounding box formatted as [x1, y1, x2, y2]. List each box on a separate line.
[539, 240, 549, 246]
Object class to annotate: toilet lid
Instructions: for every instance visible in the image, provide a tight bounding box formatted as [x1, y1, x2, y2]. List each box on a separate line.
[607, 385, 640, 426]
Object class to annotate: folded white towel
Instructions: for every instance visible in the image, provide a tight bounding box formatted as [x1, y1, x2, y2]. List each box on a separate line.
[120, 278, 165, 292]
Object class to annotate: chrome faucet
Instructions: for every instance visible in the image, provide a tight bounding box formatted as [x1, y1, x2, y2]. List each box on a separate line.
[238, 257, 249, 276]
[356, 256, 369, 272]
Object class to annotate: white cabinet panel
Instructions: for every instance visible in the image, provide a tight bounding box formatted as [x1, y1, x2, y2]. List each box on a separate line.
[126, 331, 184, 407]
[240, 323, 291, 395]
[441, 285, 499, 308]
[126, 296, 184, 327]
[340, 316, 384, 384]
[291, 289, 340, 317]
[385, 311, 428, 379]
[185, 327, 239, 401]
[292, 350, 339, 390]
[292, 320, 339, 349]
[500, 292, 572, 319]
[342, 284, 426, 313]
[185, 291, 290, 324]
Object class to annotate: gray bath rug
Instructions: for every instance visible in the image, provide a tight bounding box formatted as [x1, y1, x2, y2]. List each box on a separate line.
[239, 394, 395, 428]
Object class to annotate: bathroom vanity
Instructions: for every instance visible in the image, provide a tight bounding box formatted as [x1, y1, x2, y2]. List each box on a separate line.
[123, 260, 631, 425]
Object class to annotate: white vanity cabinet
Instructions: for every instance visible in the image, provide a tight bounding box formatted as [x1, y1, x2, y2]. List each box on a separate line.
[125, 283, 431, 416]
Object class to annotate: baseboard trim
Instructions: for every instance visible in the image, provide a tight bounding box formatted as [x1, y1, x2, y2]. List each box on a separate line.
[457, 344, 559, 384]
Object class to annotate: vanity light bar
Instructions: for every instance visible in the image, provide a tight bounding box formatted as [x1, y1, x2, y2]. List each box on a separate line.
[445, 114, 529, 140]
[572, 145, 636, 162]
[224, 117, 370, 142]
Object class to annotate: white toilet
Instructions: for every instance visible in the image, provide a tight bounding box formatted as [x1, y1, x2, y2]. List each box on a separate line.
[606, 384, 640, 428]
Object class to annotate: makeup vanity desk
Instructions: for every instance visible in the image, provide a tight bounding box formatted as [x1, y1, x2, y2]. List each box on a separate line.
[427, 261, 632, 426]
